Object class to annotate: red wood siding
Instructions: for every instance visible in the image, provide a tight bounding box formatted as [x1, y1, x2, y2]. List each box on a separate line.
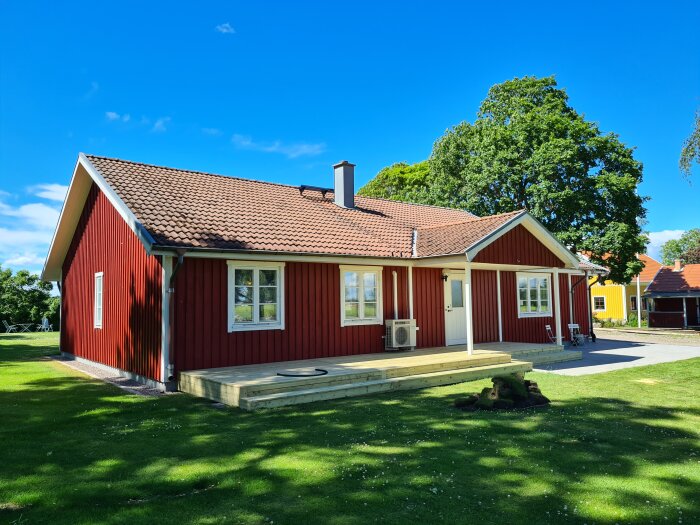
[172, 260, 418, 372]
[499, 270, 578, 343]
[570, 275, 590, 336]
[61, 184, 162, 381]
[688, 298, 700, 326]
[472, 270, 499, 343]
[412, 268, 445, 348]
[649, 311, 684, 328]
[474, 225, 565, 268]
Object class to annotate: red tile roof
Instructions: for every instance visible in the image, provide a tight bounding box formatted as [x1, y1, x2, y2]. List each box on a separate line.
[414, 211, 525, 257]
[646, 264, 700, 293]
[637, 254, 663, 282]
[86, 155, 489, 258]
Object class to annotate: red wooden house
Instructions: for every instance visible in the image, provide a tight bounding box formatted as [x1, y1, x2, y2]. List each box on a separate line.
[42, 154, 593, 391]
[646, 260, 700, 328]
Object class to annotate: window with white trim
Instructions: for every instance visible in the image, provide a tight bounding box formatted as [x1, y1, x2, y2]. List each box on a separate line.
[340, 266, 383, 326]
[227, 262, 285, 332]
[516, 272, 551, 318]
[593, 296, 606, 311]
[94, 272, 103, 329]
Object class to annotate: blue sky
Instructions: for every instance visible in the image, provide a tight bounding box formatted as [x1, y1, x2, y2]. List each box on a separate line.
[1, 1, 699, 274]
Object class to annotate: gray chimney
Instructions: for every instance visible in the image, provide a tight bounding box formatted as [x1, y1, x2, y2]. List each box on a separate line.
[333, 160, 355, 208]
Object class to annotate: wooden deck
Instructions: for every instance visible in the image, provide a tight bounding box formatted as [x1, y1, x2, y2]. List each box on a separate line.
[177, 343, 564, 410]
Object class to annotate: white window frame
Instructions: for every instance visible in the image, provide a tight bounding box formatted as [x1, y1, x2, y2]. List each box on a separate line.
[339, 265, 383, 327]
[630, 296, 637, 311]
[516, 272, 552, 318]
[94, 272, 103, 329]
[593, 296, 606, 312]
[227, 261, 285, 332]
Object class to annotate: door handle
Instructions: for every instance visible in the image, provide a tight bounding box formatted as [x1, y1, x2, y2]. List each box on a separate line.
[445, 306, 452, 312]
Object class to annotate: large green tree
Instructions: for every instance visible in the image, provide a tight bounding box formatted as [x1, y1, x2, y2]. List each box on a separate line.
[362, 76, 648, 283]
[680, 110, 700, 179]
[358, 161, 430, 201]
[660, 229, 700, 265]
[0, 266, 59, 329]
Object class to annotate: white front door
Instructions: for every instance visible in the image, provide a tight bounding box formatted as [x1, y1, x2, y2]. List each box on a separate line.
[444, 271, 468, 345]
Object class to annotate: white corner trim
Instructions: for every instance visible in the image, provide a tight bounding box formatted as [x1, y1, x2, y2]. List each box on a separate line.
[161, 256, 173, 383]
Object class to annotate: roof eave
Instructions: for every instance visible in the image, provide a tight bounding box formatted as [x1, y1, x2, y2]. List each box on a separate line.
[41, 154, 155, 282]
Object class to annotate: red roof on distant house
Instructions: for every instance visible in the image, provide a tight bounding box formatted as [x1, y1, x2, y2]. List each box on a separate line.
[646, 264, 700, 294]
[637, 254, 663, 282]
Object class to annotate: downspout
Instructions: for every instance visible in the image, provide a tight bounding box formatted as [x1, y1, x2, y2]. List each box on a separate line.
[392, 270, 398, 320]
[166, 249, 186, 383]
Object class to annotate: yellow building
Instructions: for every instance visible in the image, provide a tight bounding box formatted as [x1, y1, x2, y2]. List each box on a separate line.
[589, 254, 662, 323]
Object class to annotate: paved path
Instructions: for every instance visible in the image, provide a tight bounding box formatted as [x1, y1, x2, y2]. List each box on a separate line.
[536, 337, 700, 376]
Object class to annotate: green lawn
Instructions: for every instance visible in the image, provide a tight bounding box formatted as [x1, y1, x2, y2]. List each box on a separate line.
[2, 334, 699, 524]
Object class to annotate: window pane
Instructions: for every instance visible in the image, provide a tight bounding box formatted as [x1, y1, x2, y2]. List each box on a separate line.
[540, 277, 548, 289]
[364, 302, 377, 318]
[518, 277, 527, 289]
[540, 299, 549, 311]
[344, 272, 358, 287]
[519, 289, 527, 301]
[451, 279, 464, 308]
[234, 304, 253, 322]
[363, 272, 376, 288]
[540, 288, 548, 301]
[345, 302, 359, 318]
[259, 304, 277, 322]
[529, 277, 537, 289]
[259, 286, 277, 303]
[520, 301, 528, 313]
[345, 286, 359, 302]
[529, 288, 538, 311]
[235, 286, 253, 304]
[259, 269, 277, 286]
[364, 286, 376, 301]
[235, 269, 253, 286]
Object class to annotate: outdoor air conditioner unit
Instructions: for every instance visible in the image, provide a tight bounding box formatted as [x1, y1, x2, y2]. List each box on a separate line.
[385, 319, 417, 350]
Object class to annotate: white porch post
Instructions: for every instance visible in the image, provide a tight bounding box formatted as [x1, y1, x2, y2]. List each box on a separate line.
[408, 266, 414, 319]
[567, 273, 574, 326]
[496, 270, 503, 342]
[683, 298, 688, 328]
[553, 269, 563, 346]
[636, 276, 642, 328]
[464, 262, 474, 355]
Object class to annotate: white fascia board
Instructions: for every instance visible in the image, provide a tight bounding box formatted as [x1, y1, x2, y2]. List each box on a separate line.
[151, 248, 415, 267]
[465, 212, 580, 269]
[41, 154, 155, 282]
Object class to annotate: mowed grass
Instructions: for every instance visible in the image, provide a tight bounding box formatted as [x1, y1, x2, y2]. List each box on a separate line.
[1, 334, 700, 524]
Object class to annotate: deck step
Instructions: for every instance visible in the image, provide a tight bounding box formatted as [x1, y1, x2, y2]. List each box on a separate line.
[239, 360, 533, 411]
[530, 350, 582, 365]
[238, 353, 512, 398]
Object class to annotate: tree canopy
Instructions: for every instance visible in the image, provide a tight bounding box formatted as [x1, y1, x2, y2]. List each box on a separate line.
[680, 110, 700, 180]
[660, 229, 700, 265]
[357, 161, 431, 202]
[0, 266, 59, 329]
[360, 76, 648, 283]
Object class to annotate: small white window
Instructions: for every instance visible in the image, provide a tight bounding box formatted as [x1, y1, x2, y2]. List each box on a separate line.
[227, 262, 285, 332]
[516, 272, 552, 318]
[340, 266, 383, 327]
[94, 272, 103, 329]
[630, 296, 637, 311]
[593, 296, 606, 311]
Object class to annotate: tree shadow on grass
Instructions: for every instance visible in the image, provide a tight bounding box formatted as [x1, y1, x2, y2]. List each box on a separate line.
[2, 369, 700, 525]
